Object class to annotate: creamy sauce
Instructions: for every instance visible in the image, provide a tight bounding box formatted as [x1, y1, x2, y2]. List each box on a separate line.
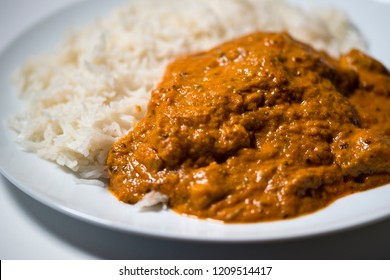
[107, 32, 390, 223]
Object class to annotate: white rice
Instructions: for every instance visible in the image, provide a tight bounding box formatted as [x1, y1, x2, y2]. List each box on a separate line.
[8, 0, 366, 180]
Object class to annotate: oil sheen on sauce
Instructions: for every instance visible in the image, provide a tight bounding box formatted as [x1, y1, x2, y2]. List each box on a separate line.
[107, 32, 390, 223]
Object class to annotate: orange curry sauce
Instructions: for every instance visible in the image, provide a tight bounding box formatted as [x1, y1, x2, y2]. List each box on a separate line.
[107, 32, 390, 223]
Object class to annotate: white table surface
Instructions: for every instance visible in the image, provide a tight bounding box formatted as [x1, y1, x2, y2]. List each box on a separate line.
[1, 0, 390, 260]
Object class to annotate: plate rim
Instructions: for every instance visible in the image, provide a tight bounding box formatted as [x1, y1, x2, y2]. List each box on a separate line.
[1, 0, 390, 242]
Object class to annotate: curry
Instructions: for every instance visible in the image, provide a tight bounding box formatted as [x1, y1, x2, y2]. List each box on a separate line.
[107, 32, 390, 223]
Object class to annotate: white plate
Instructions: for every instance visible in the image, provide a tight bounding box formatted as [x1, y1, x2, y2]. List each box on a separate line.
[1, 0, 390, 242]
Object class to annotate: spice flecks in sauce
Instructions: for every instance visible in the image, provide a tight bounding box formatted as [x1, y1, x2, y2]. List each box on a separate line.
[107, 32, 390, 223]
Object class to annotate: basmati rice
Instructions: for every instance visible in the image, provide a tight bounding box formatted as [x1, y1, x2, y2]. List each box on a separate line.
[8, 0, 366, 180]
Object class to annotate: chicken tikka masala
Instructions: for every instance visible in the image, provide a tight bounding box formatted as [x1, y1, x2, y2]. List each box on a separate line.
[107, 32, 390, 223]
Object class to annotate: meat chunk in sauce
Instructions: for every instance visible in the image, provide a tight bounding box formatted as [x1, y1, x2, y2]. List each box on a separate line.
[107, 32, 390, 223]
